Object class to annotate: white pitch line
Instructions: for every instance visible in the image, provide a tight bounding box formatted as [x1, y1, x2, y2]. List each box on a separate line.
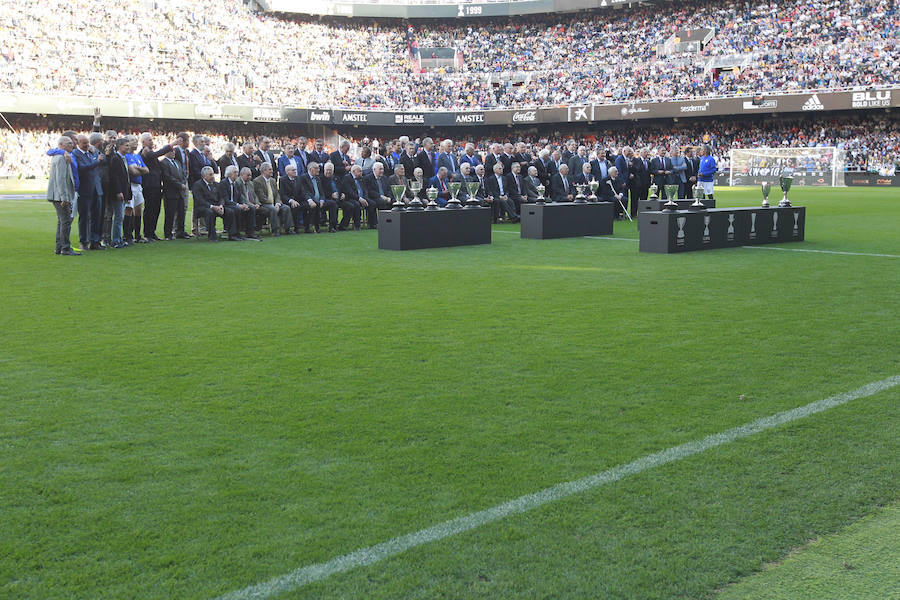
[215, 376, 899, 600]
[741, 246, 900, 259]
[493, 230, 638, 242]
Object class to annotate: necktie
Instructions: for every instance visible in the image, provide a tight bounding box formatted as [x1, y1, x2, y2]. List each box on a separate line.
[439, 178, 445, 191]
[563, 177, 568, 193]
[497, 175, 504, 196]
[377, 178, 384, 197]
[355, 179, 363, 199]
[515, 175, 521, 194]
[229, 181, 234, 202]
[312, 177, 319, 201]
[266, 178, 274, 203]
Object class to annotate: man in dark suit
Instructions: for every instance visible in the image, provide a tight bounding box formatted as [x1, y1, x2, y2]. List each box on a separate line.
[387, 163, 414, 203]
[160, 147, 185, 240]
[319, 162, 342, 232]
[298, 161, 327, 233]
[293, 136, 310, 176]
[399, 141, 418, 181]
[278, 163, 305, 234]
[329, 140, 353, 180]
[427, 166, 451, 206]
[309, 139, 329, 169]
[364, 162, 392, 225]
[550, 163, 574, 202]
[170, 132, 192, 238]
[217, 142, 240, 175]
[484, 162, 519, 222]
[532, 149, 554, 188]
[684, 146, 700, 198]
[650, 148, 672, 199]
[590, 153, 612, 189]
[193, 166, 237, 241]
[138, 133, 172, 241]
[339, 165, 367, 231]
[235, 166, 263, 240]
[73, 134, 103, 249]
[188, 135, 211, 188]
[614, 146, 634, 219]
[561, 140, 576, 164]
[220, 165, 258, 240]
[254, 137, 277, 178]
[435, 139, 459, 177]
[573, 162, 594, 188]
[415, 137, 436, 180]
[507, 162, 527, 214]
[568, 145, 588, 180]
[600, 166, 627, 206]
[107, 137, 133, 248]
[631, 148, 651, 217]
[513, 142, 532, 169]
[237, 142, 261, 180]
[523, 165, 542, 201]
[483, 143, 504, 179]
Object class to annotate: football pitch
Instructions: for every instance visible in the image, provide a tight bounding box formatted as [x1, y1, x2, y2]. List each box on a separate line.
[1, 187, 898, 599]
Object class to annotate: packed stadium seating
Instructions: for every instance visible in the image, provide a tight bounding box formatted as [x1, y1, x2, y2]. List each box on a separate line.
[0, 0, 896, 110]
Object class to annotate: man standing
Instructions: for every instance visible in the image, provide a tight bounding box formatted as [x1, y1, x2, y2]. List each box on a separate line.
[107, 138, 133, 248]
[631, 147, 651, 212]
[217, 142, 240, 175]
[650, 147, 672, 199]
[160, 147, 186, 240]
[507, 162, 526, 214]
[460, 143, 481, 170]
[551, 163, 574, 202]
[614, 146, 634, 219]
[684, 146, 700, 198]
[139, 133, 172, 241]
[309, 139, 329, 169]
[277, 143, 299, 178]
[415, 137, 436, 180]
[73, 134, 103, 250]
[568, 145, 588, 179]
[293, 136, 310, 176]
[254, 163, 290, 236]
[47, 136, 80, 255]
[254, 137, 277, 177]
[697, 145, 717, 201]
[193, 166, 237, 241]
[670, 147, 688, 199]
[329, 140, 353, 180]
[237, 142, 261, 179]
[171, 132, 192, 238]
[436, 139, 458, 177]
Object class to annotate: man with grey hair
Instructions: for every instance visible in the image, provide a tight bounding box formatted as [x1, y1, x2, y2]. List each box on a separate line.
[415, 136, 435, 179]
[254, 162, 289, 236]
[436, 139, 458, 176]
[234, 166, 262, 240]
[73, 133, 103, 249]
[193, 165, 236, 241]
[139, 132, 172, 241]
[219, 164, 258, 240]
[48, 136, 79, 255]
[217, 142, 239, 175]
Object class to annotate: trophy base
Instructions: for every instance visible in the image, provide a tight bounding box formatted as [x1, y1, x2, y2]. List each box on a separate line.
[649, 194, 659, 201]
[425, 201, 440, 210]
[574, 197, 587, 204]
[689, 200, 706, 210]
[761, 200, 770, 208]
[408, 199, 425, 211]
[391, 201, 406, 211]
[588, 194, 598, 202]
[464, 199, 481, 208]
[663, 200, 679, 211]
[445, 200, 462, 210]
[778, 199, 792, 208]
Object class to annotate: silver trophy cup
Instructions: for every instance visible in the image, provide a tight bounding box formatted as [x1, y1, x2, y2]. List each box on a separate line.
[425, 186, 439, 210]
[588, 179, 599, 201]
[465, 181, 481, 207]
[536, 183, 546, 203]
[391, 184, 407, 211]
[574, 183, 587, 203]
[408, 179, 424, 210]
[446, 181, 463, 209]
[778, 176, 793, 207]
[760, 181, 771, 207]
[663, 184, 679, 210]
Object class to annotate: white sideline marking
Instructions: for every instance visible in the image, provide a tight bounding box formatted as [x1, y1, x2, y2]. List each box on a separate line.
[494, 230, 638, 242]
[216, 376, 899, 600]
[741, 246, 900, 259]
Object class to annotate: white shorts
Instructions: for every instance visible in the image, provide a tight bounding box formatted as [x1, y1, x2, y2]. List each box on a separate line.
[701, 181, 715, 196]
[127, 183, 145, 209]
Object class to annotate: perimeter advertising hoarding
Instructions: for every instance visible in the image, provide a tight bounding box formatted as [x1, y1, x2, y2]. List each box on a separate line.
[844, 173, 900, 186]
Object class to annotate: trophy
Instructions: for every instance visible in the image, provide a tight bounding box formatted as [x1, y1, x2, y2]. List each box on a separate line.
[425, 186, 439, 209]
[760, 181, 771, 207]
[588, 179, 599, 201]
[649, 183, 659, 200]
[408, 179, 424, 210]
[391, 184, 407, 211]
[778, 175, 793, 207]
[691, 182, 706, 209]
[536, 183, 546, 203]
[663, 184, 679, 210]
[446, 181, 463, 209]
[574, 183, 587, 203]
[465, 181, 481, 208]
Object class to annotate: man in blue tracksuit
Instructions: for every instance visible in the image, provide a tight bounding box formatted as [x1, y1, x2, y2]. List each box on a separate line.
[698, 145, 717, 200]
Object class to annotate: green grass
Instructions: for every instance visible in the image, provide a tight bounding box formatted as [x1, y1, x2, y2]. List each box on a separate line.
[718, 502, 900, 599]
[0, 178, 48, 194]
[1, 187, 898, 600]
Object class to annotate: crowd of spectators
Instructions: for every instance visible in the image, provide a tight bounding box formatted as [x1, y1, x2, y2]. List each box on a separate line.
[3, 114, 897, 180]
[0, 0, 896, 110]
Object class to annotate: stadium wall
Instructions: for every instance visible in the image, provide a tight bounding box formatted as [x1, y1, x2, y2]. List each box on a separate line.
[264, 0, 630, 19]
[2, 89, 895, 127]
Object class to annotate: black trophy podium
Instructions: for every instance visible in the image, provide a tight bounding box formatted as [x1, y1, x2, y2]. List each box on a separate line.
[377, 207, 492, 250]
[638, 206, 805, 253]
[520, 201, 615, 239]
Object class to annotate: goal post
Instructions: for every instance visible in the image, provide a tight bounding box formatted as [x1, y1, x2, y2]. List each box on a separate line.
[729, 147, 845, 187]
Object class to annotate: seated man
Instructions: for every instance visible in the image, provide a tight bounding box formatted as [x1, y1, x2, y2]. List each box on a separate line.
[338, 164, 367, 231]
[278, 163, 305, 234]
[484, 162, 519, 223]
[221, 165, 260, 240]
[363, 161, 392, 226]
[427, 166, 451, 206]
[523, 165, 542, 201]
[253, 162, 290, 236]
[235, 166, 263, 240]
[599, 166, 627, 212]
[387, 162, 414, 203]
[298, 161, 326, 233]
[472, 163, 490, 208]
[506, 162, 526, 213]
[319, 162, 342, 233]
[193, 166, 237, 241]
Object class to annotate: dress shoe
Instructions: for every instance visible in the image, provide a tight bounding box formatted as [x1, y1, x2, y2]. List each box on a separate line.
[227, 236, 243, 241]
[135, 237, 148, 243]
[89, 242, 103, 250]
[246, 235, 261, 241]
[328, 227, 336, 233]
[314, 227, 321, 233]
[337, 224, 348, 231]
[272, 232, 281, 237]
[54, 249, 60, 255]
[165, 235, 175, 241]
[148, 234, 163, 241]
[60, 249, 82, 256]
[304, 227, 311, 233]
[208, 236, 218, 242]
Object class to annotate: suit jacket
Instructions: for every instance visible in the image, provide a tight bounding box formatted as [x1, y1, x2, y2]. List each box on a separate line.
[600, 177, 625, 202]
[459, 153, 481, 169]
[254, 149, 277, 176]
[568, 154, 588, 178]
[506, 171, 526, 203]
[415, 149, 436, 180]
[399, 153, 418, 180]
[427, 175, 451, 202]
[523, 174, 541, 201]
[308, 149, 330, 168]
[278, 176, 303, 203]
[513, 152, 533, 166]
[172, 146, 190, 183]
[550, 172, 574, 202]
[107, 152, 133, 201]
[532, 158, 554, 187]
[217, 153, 241, 177]
[319, 175, 341, 201]
[235, 178, 258, 205]
[614, 154, 631, 187]
[365, 173, 392, 202]
[435, 151, 459, 176]
[253, 175, 279, 205]
[590, 158, 611, 184]
[632, 156, 651, 189]
[650, 157, 670, 187]
[46, 154, 75, 204]
[329, 150, 353, 179]
[277, 153, 305, 178]
[216, 178, 241, 208]
[388, 174, 414, 199]
[341, 174, 370, 203]
[160, 156, 185, 199]
[299, 173, 324, 202]
[191, 178, 220, 212]
[237, 153, 260, 179]
[139, 145, 171, 192]
[484, 172, 512, 201]
[685, 156, 700, 182]
[189, 148, 210, 187]
[73, 147, 101, 195]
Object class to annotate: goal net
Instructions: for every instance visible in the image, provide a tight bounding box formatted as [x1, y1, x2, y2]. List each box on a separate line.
[729, 147, 845, 187]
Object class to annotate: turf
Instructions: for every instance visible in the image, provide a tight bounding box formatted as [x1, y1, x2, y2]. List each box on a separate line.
[718, 502, 900, 600]
[1, 187, 898, 600]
